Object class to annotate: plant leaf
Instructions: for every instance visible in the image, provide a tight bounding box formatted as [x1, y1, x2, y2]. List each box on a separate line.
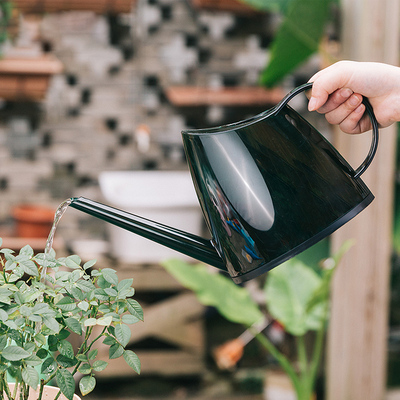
[162, 259, 264, 327]
[57, 339, 75, 359]
[22, 365, 39, 389]
[102, 268, 119, 285]
[109, 343, 124, 359]
[123, 350, 141, 374]
[92, 360, 108, 372]
[56, 369, 76, 400]
[2, 345, 31, 361]
[126, 299, 144, 321]
[79, 375, 96, 396]
[115, 324, 131, 347]
[260, 0, 332, 87]
[264, 258, 325, 335]
[64, 317, 82, 335]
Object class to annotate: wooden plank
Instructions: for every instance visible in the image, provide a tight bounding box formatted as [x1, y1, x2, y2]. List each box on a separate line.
[165, 86, 285, 107]
[327, 1, 400, 399]
[96, 350, 205, 376]
[190, 0, 262, 15]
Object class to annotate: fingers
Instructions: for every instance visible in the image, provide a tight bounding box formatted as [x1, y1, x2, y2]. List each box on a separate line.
[308, 85, 370, 134]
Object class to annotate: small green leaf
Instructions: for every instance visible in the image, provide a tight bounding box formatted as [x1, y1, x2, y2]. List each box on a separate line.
[115, 324, 131, 347]
[2, 345, 31, 361]
[109, 343, 124, 359]
[121, 314, 140, 324]
[79, 375, 96, 396]
[78, 363, 92, 374]
[102, 268, 119, 285]
[87, 349, 98, 360]
[123, 350, 141, 374]
[41, 357, 57, 374]
[117, 278, 133, 291]
[22, 365, 40, 388]
[77, 301, 89, 311]
[56, 369, 76, 400]
[92, 360, 108, 372]
[55, 297, 76, 312]
[83, 259, 97, 270]
[97, 315, 113, 326]
[19, 259, 39, 276]
[84, 318, 97, 327]
[43, 316, 60, 333]
[56, 354, 77, 368]
[57, 339, 74, 359]
[64, 317, 82, 335]
[65, 255, 81, 269]
[126, 299, 144, 321]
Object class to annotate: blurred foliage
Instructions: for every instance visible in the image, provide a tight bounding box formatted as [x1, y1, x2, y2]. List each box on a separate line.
[240, 0, 339, 87]
[0, 1, 12, 51]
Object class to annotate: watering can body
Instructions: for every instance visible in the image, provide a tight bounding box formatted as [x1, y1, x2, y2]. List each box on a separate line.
[71, 83, 378, 283]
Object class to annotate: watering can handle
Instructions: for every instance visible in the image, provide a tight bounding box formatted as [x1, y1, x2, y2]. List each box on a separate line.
[275, 82, 379, 179]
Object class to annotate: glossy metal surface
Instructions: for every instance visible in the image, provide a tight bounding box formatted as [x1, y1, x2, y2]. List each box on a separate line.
[182, 101, 374, 283]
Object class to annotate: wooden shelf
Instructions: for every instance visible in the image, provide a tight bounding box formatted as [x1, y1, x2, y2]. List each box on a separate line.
[166, 86, 285, 107]
[0, 54, 63, 101]
[12, 0, 136, 14]
[191, 0, 262, 15]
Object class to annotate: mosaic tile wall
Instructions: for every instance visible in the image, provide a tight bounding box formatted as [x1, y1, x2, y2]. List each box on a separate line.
[0, 0, 323, 245]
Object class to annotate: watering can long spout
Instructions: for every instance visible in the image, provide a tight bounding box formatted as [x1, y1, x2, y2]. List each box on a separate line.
[69, 197, 226, 270]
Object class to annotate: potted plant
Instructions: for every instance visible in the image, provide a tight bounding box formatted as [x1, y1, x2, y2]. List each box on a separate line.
[0, 237, 143, 400]
[162, 242, 352, 400]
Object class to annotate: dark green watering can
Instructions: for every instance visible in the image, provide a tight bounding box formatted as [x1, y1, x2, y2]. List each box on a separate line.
[70, 83, 379, 283]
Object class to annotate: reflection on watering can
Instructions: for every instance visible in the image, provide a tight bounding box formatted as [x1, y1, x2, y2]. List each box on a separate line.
[70, 83, 379, 284]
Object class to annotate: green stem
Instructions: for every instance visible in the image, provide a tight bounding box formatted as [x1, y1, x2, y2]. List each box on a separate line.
[254, 332, 301, 395]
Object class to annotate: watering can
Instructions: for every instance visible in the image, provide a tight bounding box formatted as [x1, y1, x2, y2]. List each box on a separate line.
[70, 82, 379, 284]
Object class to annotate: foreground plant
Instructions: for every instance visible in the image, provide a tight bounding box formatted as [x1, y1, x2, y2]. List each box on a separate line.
[0, 238, 143, 400]
[162, 242, 352, 400]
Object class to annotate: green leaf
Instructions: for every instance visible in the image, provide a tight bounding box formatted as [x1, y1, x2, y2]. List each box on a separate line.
[41, 357, 57, 374]
[76, 280, 95, 293]
[65, 255, 81, 269]
[264, 259, 325, 335]
[55, 297, 76, 312]
[79, 375, 96, 396]
[18, 259, 39, 276]
[64, 317, 82, 335]
[115, 324, 131, 347]
[117, 278, 133, 291]
[102, 268, 119, 285]
[56, 369, 76, 400]
[22, 365, 39, 388]
[77, 301, 89, 311]
[123, 350, 141, 374]
[56, 354, 78, 368]
[83, 259, 97, 270]
[42, 316, 60, 333]
[162, 259, 263, 327]
[109, 343, 124, 359]
[92, 360, 108, 372]
[57, 339, 75, 359]
[2, 345, 31, 361]
[0, 335, 7, 351]
[97, 315, 113, 326]
[84, 318, 97, 327]
[78, 363, 92, 374]
[24, 354, 42, 367]
[126, 299, 144, 321]
[121, 314, 140, 324]
[260, 0, 332, 87]
[88, 349, 98, 360]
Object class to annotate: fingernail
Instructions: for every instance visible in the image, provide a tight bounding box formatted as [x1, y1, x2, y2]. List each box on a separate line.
[340, 88, 352, 98]
[308, 97, 317, 111]
[349, 94, 362, 107]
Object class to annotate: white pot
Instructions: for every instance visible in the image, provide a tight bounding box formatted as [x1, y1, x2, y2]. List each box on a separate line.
[99, 170, 204, 263]
[5, 384, 81, 400]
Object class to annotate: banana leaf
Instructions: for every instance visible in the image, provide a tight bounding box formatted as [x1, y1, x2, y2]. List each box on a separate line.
[260, 0, 332, 87]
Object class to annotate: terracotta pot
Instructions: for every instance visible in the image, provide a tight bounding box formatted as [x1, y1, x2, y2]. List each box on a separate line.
[5, 383, 81, 400]
[12, 204, 55, 238]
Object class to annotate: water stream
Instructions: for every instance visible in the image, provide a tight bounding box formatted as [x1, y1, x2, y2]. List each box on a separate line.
[41, 198, 73, 281]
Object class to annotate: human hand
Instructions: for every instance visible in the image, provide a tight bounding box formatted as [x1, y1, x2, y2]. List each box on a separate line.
[308, 61, 400, 133]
